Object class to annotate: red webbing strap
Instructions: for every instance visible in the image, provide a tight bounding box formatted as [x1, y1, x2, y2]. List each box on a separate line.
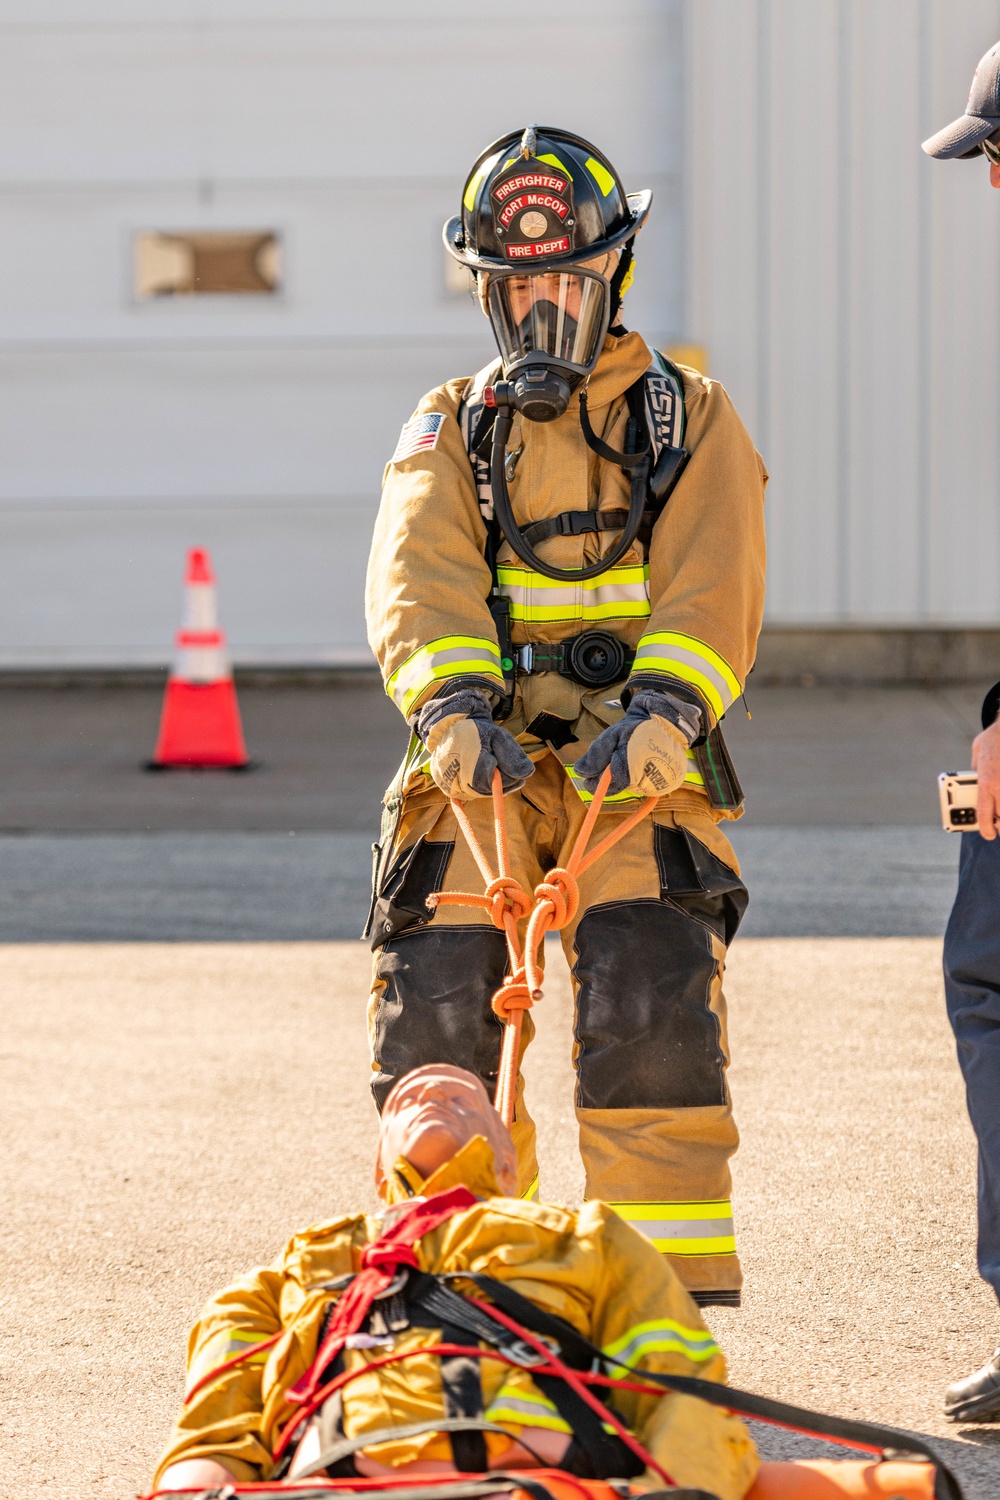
[286, 1187, 477, 1410]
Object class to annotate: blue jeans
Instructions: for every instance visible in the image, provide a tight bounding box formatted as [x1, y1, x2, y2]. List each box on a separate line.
[943, 833, 1000, 1306]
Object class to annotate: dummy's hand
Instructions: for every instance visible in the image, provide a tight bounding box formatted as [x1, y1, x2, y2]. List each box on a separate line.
[574, 688, 698, 798]
[416, 688, 534, 800]
[973, 717, 1000, 839]
[158, 1458, 239, 1490]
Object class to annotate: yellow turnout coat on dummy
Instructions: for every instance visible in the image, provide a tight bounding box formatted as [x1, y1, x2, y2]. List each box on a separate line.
[365, 331, 767, 1304]
[154, 1137, 758, 1500]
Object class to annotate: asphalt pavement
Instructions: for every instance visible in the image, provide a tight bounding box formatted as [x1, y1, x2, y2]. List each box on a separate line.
[0, 679, 983, 939]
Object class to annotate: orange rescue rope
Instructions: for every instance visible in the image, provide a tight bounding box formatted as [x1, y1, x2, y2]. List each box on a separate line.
[427, 766, 659, 1127]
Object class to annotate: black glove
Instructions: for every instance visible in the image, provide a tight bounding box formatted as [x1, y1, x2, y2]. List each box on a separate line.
[415, 688, 535, 799]
[574, 688, 701, 797]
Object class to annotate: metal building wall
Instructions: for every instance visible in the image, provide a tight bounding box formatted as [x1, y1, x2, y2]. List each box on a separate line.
[0, 0, 683, 667]
[687, 0, 1000, 625]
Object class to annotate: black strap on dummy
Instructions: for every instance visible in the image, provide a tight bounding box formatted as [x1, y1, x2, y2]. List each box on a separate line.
[406, 1274, 641, 1480]
[438, 1320, 489, 1472]
[439, 1273, 965, 1500]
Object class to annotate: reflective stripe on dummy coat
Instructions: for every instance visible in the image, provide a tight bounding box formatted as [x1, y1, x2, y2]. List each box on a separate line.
[608, 1201, 737, 1258]
[602, 1316, 721, 1368]
[485, 1382, 573, 1435]
[386, 636, 505, 716]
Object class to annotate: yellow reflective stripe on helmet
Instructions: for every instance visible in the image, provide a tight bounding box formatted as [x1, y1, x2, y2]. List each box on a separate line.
[609, 1200, 736, 1257]
[536, 151, 574, 181]
[485, 1384, 572, 1434]
[585, 156, 616, 197]
[464, 151, 503, 212]
[602, 1318, 720, 1368]
[564, 749, 703, 806]
[633, 632, 741, 721]
[520, 1174, 540, 1202]
[386, 636, 504, 717]
[497, 563, 650, 624]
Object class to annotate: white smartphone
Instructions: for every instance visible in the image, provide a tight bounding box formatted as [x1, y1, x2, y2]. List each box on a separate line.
[938, 771, 978, 831]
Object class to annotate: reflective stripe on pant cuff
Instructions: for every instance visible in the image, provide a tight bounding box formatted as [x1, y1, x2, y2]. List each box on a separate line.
[608, 1200, 736, 1256]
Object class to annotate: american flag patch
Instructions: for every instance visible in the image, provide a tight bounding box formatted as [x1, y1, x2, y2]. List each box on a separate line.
[391, 411, 446, 464]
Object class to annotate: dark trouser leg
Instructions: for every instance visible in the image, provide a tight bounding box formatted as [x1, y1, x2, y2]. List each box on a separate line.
[370, 925, 509, 1111]
[366, 779, 542, 1192]
[943, 833, 1000, 1307]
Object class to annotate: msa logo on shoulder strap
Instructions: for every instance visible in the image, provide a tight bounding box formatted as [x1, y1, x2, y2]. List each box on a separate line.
[459, 351, 687, 526]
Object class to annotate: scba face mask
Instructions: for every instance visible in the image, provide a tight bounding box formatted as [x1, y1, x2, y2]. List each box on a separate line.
[484, 267, 610, 423]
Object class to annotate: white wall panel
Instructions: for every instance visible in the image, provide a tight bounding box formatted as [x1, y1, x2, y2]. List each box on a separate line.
[687, 0, 1000, 625]
[0, 498, 374, 665]
[0, 1, 683, 665]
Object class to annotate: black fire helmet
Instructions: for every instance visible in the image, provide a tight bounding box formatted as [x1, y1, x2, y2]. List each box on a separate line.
[443, 125, 652, 274]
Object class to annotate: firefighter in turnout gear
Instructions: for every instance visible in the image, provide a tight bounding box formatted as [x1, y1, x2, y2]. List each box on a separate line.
[365, 126, 767, 1307]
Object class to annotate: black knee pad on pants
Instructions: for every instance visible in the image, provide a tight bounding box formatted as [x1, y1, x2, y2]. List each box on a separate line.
[573, 900, 728, 1110]
[371, 925, 508, 1111]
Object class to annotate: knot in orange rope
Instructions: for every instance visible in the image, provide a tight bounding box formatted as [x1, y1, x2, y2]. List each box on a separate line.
[532, 867, 579, 931]
[426, 766, 658, 1129]
[483, 875, 532, 929]
[491, 968, 534, 1022]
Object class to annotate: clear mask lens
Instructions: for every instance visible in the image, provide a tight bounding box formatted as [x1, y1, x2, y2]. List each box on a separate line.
[487, 271, 608, 374]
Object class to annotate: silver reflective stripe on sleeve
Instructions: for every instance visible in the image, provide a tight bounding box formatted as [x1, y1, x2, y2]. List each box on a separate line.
[385, 635, 505, 716]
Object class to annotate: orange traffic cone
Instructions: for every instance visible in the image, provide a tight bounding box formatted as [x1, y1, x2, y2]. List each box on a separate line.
[150, 548, 250, 769]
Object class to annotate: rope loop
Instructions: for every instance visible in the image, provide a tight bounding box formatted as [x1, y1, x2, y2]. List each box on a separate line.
[491, 970, 533, 1022]
[483, 875, 533, 929]
[532, 867, 579, 931]
[424, 766, 656, 1128]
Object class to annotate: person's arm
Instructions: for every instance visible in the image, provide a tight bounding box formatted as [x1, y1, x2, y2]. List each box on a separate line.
[366, 382, 506, 721]
[151, 1265, 285, 1489]
[580, 1204, 759, 1500]
[973, 681, 1000, 838]
[625, 373, 767, 732]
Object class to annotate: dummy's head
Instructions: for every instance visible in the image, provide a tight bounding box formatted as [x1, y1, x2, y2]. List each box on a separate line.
[375, 1064, 518, 1201]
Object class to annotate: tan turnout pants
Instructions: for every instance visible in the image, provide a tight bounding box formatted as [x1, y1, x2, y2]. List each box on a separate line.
[367, 752, 747, 1305]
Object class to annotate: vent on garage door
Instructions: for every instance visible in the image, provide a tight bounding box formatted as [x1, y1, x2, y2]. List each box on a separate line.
[134, 231, 281, 297]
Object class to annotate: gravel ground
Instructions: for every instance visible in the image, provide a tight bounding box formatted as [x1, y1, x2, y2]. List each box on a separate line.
[1, 938, 997, 1498]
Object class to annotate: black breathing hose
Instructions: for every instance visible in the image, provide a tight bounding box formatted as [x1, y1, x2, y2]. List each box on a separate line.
[488, 398, 650, 584]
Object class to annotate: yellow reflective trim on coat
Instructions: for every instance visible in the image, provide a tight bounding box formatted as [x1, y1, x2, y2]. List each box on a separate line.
[564, 750, 704, 806]
[632, 632, 741, 720]
[609, 1200, 736, 1258]
[520, 1175, 540, 1202]
[386, 635, 504, 716]
[497, 563, 650, 625]
[222, 1330, 272, 1364]
[602, 1317, 721, 1368]
[485, 1386, 572, 1435]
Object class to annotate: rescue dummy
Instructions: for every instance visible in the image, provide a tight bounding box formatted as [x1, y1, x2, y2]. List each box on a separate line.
[153, 1064, 759, 1500]
[365, 125, 767, 1306]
